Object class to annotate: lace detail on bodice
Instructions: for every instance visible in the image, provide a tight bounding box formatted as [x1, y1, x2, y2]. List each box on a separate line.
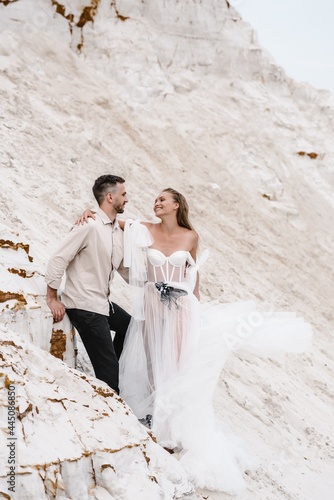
[147, 248, 189, 283]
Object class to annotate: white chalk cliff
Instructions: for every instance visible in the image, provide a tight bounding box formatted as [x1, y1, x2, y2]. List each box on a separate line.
[0, 0, 333, 498]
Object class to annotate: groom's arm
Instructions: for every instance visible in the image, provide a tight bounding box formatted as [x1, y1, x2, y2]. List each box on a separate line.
[45, 222, 90, 321]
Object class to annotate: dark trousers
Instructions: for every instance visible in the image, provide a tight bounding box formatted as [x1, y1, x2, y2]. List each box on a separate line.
[66, 302, 130, 393]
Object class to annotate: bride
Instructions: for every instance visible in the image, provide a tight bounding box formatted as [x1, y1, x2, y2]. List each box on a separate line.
[79, 187, 312, 495]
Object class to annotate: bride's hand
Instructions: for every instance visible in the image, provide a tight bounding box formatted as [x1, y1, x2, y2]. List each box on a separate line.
[75, 209, 96, 225]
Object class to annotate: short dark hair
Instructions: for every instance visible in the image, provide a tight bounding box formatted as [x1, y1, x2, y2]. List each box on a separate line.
[92, 175, 125, 205]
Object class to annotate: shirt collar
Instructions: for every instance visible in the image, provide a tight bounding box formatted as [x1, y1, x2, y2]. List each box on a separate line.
[96, 207, 119, 228]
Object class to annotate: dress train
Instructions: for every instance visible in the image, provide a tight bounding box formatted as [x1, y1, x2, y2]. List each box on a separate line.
[119, 220, 313, 494]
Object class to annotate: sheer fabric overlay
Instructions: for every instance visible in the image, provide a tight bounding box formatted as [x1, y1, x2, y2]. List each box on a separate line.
[119, 220, 313, 494]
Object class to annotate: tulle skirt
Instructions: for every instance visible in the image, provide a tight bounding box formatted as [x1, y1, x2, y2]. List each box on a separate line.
[119, 283, 312, 494]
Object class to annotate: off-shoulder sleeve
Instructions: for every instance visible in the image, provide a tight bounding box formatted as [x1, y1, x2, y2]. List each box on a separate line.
[123, 219, 154, 319]
[185, 249, 209, 291]
[124, 219, 154, 283]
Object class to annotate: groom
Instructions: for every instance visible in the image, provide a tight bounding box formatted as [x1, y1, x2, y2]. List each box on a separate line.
[45, 175, 131, 393]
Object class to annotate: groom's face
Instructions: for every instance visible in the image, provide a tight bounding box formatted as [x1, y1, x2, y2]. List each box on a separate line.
[112, 183, 128, 213]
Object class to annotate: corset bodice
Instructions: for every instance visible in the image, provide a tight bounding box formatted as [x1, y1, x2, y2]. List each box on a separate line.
[147, 248, 189, 283]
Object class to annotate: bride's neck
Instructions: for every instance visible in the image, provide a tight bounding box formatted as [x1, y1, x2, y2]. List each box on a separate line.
[159, 216, 179, 234]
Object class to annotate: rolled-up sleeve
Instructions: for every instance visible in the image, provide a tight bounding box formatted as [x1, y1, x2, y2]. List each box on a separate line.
[45, 224, 89, 289]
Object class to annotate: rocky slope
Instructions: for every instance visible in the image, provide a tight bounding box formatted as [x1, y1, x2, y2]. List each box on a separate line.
[0, 0, 333, 498]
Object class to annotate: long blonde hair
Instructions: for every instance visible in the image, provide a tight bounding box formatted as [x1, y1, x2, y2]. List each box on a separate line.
[162, 188, 194, 231]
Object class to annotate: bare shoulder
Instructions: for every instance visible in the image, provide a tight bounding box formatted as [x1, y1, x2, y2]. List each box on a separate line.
[186, 229, 199, 245]
[191, 229, 199, 241]
[141, 221, 160, 233]
[177, 228, 198, 253]
[140, 221, 156, 228]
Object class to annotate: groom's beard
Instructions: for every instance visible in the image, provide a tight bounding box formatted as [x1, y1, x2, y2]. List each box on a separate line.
[115, 203, 126, 213]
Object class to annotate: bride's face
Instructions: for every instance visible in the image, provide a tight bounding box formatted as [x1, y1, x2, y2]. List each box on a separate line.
[153, 191, 178, 217]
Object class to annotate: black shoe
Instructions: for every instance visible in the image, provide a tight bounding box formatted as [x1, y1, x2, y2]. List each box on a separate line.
[146, 414, 152, 429]
[139, 414, 152, 429]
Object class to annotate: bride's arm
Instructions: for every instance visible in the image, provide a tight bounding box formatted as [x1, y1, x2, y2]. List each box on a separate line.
[75, 209, 96, 225]
[190, 232, 200, 301]
[75, 210, 126, 230]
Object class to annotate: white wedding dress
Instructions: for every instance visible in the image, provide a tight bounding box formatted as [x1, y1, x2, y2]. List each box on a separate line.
[119, 221, 313, 495]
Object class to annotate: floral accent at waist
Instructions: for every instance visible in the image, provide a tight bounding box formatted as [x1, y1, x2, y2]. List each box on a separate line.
[155, 282, 188, 309]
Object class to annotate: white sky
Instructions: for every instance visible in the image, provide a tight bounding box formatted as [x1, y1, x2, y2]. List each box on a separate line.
[234, 0, 334, 93]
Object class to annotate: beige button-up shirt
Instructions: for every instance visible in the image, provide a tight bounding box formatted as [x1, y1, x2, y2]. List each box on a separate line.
[45, 208, 127, 316]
